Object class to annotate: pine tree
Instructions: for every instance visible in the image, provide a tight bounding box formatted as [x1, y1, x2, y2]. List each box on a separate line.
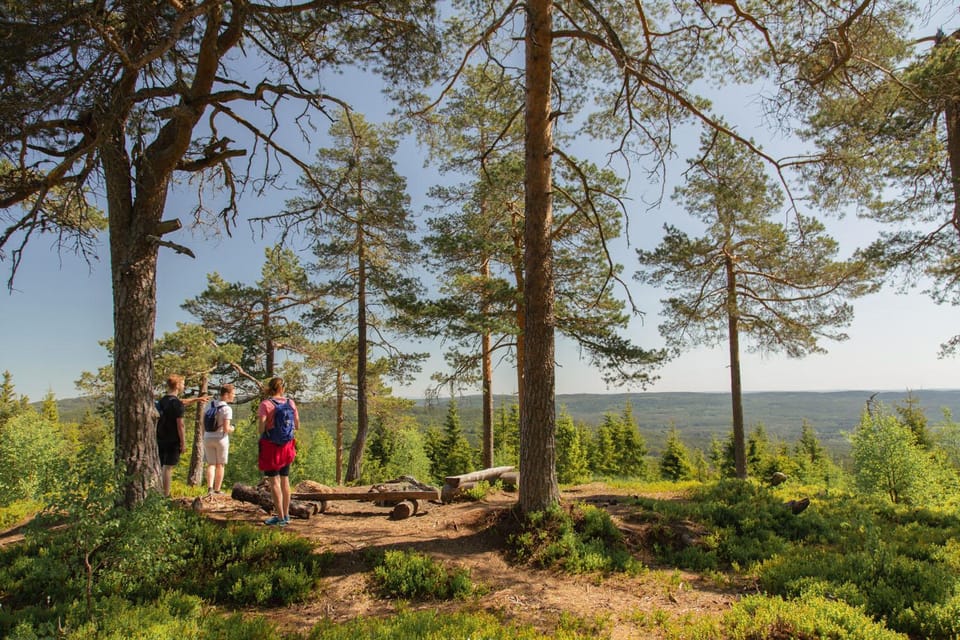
[637, 130, 878, 479]
[440, 401, 476, 479]
[556, 408, 590, 485]
[659, 425, 694, 482]
[614, 402, 648, 479]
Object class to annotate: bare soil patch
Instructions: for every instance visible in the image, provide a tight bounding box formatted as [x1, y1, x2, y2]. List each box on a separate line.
[193, 482, 748, 638]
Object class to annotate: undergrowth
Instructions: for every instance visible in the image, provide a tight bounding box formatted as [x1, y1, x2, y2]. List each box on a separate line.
[368, 549, 478, 600]
[506, 502, 643, 575]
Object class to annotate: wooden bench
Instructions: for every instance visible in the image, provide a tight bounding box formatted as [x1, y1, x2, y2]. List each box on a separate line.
[292, 488, 441, 519]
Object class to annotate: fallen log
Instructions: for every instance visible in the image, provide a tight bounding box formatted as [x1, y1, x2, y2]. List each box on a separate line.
[444, 465, 515, 488]
[231, 483, 317, 519]
[441, 480, 477, 504]
[499, 471, 519, 489]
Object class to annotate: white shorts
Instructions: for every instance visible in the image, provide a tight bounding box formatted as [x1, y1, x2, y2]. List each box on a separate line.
[203, 436, 229, 465]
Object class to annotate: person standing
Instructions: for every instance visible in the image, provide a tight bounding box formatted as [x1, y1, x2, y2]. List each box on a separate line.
[257, 377, 299, 525]
[203, 383, 236, 495]
[156, 374, 207, 497]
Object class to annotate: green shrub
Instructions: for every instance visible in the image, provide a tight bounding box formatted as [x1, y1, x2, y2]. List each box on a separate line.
[177, 516, 329, 606]
[721, 594, 906, 640]
[369, 549, 476, 600]
[508, 503, 642, 575]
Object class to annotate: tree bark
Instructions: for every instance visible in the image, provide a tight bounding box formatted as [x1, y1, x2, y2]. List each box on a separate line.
[725, 253, 747, 479]
[336, 367, 345, 485]
[187, 375, 210, 486]
[519, 0, 560, 515]
[481, 258, 494, 468]
[347, 220, 368, 482]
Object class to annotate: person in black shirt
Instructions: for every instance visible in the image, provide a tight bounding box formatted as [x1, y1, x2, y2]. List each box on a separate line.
[155, 374, 207, 497]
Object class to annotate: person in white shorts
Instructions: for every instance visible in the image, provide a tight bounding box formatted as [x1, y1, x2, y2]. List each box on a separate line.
[204, 383, 236, 494]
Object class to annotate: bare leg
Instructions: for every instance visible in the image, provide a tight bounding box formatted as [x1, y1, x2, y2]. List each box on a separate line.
[280, 476, 291, 519]
[206, 464, 215, 491]
[266, 475, 283, 518]
[213, 464, 225, 492]
[161, 465, 173, 497]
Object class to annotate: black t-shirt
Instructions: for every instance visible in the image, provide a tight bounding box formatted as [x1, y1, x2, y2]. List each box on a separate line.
[156, 394, 185, 443]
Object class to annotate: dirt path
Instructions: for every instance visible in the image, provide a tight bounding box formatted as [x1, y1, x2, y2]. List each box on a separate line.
[196, 483, 745, 638]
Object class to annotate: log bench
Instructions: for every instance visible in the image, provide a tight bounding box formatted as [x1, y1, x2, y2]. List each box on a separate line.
[292, 488, 441, 520]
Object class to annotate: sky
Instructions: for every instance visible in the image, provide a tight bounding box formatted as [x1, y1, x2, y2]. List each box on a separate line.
[2, 7, 959, 403]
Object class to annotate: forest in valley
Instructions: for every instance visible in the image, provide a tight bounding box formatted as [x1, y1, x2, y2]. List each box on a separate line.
[3, 0, 960, 638]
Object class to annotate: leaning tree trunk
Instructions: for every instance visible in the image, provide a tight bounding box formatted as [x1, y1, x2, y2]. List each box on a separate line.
[187, 374, 210, 485]
[519, 0, 560, 516]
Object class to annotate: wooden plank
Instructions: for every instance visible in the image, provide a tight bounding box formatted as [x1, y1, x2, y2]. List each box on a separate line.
[292, 489, 440, 502]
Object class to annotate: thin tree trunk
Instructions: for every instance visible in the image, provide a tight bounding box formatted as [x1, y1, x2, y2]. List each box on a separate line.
[347, 223, 368, 482]
[519, 0, 560, 515]
[336, 367, 344, 485]
[511, 205, 525, 416]
[187, 374, 209, 485]
[725, 254, 747, 479]
[481, 257, 494, 468]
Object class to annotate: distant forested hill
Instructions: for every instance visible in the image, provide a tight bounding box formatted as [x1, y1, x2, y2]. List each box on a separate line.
[408, 389, 960, 455]
[51, 389, 960, 456]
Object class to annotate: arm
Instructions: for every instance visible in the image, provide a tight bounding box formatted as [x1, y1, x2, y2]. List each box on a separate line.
[257, 402, 269, 435]
[176, 417, 186, 453]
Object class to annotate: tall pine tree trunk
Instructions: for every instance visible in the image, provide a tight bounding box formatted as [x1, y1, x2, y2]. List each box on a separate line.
[336, 368, 345, 485]
[519, 0, 560, 515]
[725, 254, 747, 479]
[347, 225, 368, 482]
[481, 257, 494, 468]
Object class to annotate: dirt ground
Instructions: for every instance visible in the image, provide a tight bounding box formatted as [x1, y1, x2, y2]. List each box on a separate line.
[191, 482, 749, 638]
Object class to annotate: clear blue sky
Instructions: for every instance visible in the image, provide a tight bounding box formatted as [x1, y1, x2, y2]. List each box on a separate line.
[2, 9, 958, 403]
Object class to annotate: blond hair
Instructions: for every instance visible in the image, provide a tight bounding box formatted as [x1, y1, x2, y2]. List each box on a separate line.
[165, 374, 184, 392]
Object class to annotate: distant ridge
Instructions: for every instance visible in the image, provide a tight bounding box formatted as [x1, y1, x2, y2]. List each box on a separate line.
[50, 389, 960, 455]
[409, 389, 960, 453]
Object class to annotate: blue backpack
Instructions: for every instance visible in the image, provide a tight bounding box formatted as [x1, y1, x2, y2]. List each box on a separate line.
[203, 401, 224, 433]
[264, 398, 295, 444]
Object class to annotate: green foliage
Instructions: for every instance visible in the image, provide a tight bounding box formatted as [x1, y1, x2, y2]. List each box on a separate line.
[176, 517, 328, 606]
[632, 480, 827, 572]
[755, 494, 960, 637]
[720, 594, 906, 640]
[589, 404, 648, 479]
[556, 408, 591, 484]
[460, 479, 496, 501]
[659, 424, 694, 481]
[509, 503, 642, 575]
[0, 410, 68, 505]
[851, 405, 953, 505]
[362, 423, 432, 484]
[296, 427, 338, 485]
[369, 549, 476, 600]
[0, 462, 327, 636]
[437, 401, 476, 479]
[493, 402, 520, 468]
[306, 609, 596, 640]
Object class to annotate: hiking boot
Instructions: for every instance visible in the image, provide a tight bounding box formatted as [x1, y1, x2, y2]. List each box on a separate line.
[264, 515, 284, 526]
[282, 515, 290, 525]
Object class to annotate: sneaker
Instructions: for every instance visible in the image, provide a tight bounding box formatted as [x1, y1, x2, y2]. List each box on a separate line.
[282, 516, 290, 525]
[264, 515, 283, 526]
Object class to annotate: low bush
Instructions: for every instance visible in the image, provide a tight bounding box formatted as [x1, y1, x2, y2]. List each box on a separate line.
[369, 549, 476, 600]
[508, 503, 642, 575]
